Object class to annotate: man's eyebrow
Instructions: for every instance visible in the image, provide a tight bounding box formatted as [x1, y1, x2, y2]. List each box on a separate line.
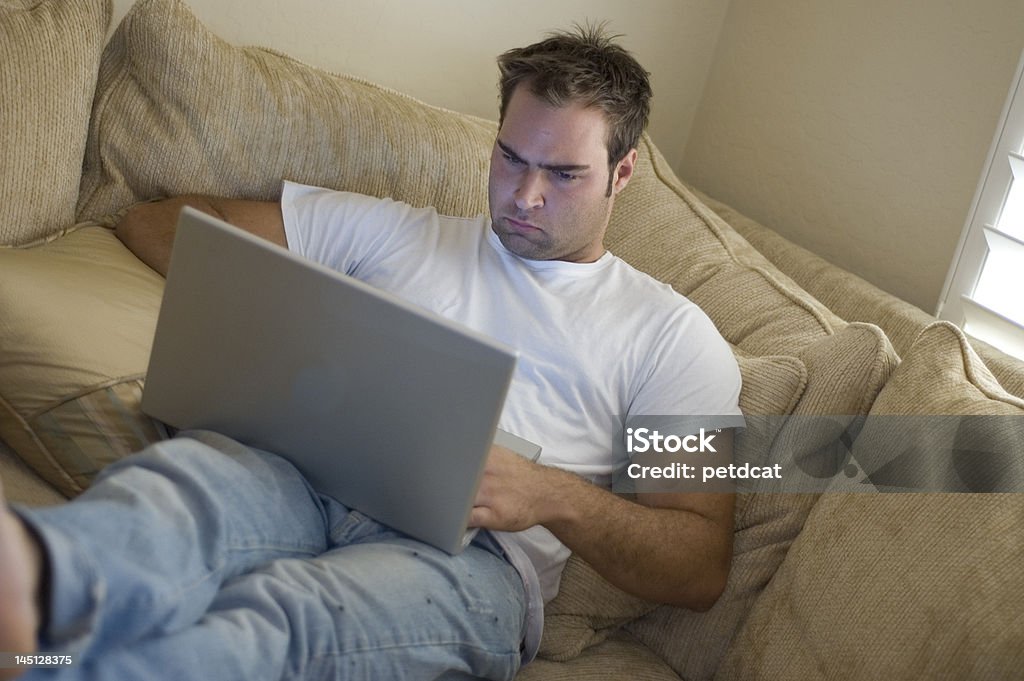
[496, 139, 591, 173]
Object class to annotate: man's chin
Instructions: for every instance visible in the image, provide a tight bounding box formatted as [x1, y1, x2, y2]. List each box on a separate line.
[494, 228, 549, 260]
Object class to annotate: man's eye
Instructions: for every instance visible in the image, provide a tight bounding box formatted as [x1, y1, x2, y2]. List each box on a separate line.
[555, 171, 578, 182]
[503, 152, 523, 165]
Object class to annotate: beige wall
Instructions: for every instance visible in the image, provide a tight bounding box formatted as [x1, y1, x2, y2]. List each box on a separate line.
[678, 0, 1024, 312]
[110, 0, 730, 173]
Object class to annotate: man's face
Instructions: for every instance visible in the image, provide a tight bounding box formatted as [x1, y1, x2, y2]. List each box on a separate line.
[488, 86, 636, 263]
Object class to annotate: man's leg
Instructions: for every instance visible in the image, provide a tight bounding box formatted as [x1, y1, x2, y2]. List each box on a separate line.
[27, 522, 527, 681]
[1, 430, 335, 672]
[0, 486, 43, 681]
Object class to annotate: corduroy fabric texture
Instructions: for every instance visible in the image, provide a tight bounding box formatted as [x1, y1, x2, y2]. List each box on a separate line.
[0, 0, 111, 245]
[846, 321, 1024, 494]
[521, 631, 682, 681]
[868, 321, 1024, 415]
[605, 140, 845, 359]
[0, 227, 165, 497]
[536, 352, 809, 663]
[716, 320, 1024, 680]
[76, 0, 496, 225]
[715, 493, 1024, 681]
[626, 323, 897, 681]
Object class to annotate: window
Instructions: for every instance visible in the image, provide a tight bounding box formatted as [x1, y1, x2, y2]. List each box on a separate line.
[940, 49, 1024, 360]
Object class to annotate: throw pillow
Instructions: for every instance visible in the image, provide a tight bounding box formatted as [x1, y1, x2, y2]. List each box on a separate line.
[0, 227, 166, 497]
[0, 0, 111, 244]
[717, 320, 1024, 679]
[848, 321, 1024, 492]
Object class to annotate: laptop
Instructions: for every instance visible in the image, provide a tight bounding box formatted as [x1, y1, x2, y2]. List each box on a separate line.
[141, 206, 541, 554]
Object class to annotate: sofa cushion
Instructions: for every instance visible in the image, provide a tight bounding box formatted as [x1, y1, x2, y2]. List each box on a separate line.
[716, 493, 1024, 681]
[844, 320, 1024, 493]
[76, 0, 497, 225]
[537, 352, 808, 662]
[0, 0, 111, 244]
[869, 320, 1024, 415]
[0, 227, 165, 497]
[627, 322, 897, 681]
[716, 320, 1024, 680]
[521, 631, 682, 681]
[605, 141, 845, 358]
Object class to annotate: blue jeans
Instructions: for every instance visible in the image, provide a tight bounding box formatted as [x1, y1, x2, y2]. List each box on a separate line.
[15, 431, 526, 680]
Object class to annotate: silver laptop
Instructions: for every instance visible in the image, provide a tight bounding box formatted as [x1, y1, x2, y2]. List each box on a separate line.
[142, 207, 540, 554]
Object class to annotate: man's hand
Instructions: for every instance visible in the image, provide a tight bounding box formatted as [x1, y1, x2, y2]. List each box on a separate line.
[469, 445, 564, 532]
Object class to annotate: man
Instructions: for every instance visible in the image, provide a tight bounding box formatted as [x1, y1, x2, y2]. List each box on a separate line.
[0, 26, 742, 680]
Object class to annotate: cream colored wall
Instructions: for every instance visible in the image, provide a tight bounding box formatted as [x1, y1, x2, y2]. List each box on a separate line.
[678, 0, 1024, 312]
[110, 0, 730, 173]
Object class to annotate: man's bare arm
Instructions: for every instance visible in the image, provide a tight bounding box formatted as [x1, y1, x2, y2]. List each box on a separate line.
[115, 196, 286, 276]
[470, 430, 735, 611]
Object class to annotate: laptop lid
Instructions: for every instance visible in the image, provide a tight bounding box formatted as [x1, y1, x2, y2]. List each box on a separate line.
[142, 207, 520, 554]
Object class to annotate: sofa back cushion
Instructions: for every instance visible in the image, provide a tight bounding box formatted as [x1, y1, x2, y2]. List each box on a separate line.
[0, 0, 111, 244]
[76, 0, 495, 225]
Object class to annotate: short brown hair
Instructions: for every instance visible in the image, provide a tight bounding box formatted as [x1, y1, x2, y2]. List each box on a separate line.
[497, 24, 652, 170]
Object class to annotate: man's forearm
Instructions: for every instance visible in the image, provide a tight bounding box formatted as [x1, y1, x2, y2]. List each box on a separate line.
[470, 444, 735, 611]
[115, 195, 285, 276]
[537, 467, 733, 610]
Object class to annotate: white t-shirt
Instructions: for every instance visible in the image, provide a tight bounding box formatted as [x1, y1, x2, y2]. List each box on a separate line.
[280, 181, 743, 658]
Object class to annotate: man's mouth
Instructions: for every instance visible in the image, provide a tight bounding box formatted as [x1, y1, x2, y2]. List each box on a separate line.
[504, 217, 541, 233]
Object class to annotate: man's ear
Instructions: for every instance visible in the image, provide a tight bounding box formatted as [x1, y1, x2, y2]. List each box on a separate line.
[612, 148, 638, 195]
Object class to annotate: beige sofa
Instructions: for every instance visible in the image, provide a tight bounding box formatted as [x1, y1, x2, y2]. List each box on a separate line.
[2, 0, 1023, 679]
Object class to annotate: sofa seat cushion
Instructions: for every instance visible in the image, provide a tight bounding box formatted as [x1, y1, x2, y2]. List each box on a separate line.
[519, 631, 681, 681]
[0, 226, 165, 496]
[0, 0, 111, 244]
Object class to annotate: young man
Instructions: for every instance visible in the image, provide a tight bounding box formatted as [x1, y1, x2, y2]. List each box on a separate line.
[0, 27, 742, 680]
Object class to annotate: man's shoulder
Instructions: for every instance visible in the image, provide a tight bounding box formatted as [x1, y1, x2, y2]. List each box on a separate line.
[603, 253, 701, 316]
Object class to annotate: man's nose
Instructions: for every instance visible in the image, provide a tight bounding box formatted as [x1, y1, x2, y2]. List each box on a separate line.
[514, 170, 545, 211]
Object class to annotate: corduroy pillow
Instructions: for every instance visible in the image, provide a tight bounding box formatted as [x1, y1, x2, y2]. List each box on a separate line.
[76, 0, 496, 225]
[537, 352, 808, 662]
[847, 321, 1024, 492]
[717, 493, 1024, 681]
[716, 320, 1024, 680]
[0, 0, 111, 245]
[0, 227, 165, 497]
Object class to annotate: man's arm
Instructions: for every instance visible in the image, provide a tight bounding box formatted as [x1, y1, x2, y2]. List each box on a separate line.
[115, 196, 286, 276]
[469, 430, 735, 611]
